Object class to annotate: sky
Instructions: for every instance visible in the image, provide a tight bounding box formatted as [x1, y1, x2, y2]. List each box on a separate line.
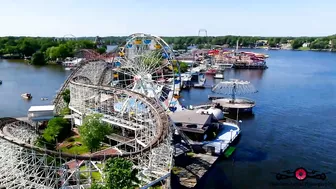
[0, 0, 335, 37]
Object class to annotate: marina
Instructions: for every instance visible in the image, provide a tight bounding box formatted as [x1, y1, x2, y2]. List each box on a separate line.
[1, 0, 336, 187]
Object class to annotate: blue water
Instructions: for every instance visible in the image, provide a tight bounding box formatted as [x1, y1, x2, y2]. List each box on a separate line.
[0, 59, 70, 117]
[180, 50, 336, 189]
[1, 50, 336, 188]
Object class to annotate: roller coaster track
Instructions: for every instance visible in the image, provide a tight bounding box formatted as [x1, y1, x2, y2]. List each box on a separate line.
[53, 60, 88, 105]
[1, 79, 170, 161]
[0, 35, 175, 188]
[53, 59, 103, 109]
[97, 65, 111, 86]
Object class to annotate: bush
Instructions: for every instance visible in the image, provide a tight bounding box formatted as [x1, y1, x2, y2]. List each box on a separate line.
[79, 114, 112, 152]
[104, 157, 139, 189]
[174, 61, 188, 73]
[60, 107, 71, 116]
[97, 47, 107, 54]
[62, 89, 71, 104]
[89, 183, 107, 189]
[35, 136, 56, 150]
[31, 51, 46, 65]
[43, 117, 71, 143]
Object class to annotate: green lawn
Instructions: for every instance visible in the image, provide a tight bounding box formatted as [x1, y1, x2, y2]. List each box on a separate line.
[80, 165, 103, 181]
[298, 47, 310, 51]
[59, 136, 110, 155]
[59, 136, 89, 155]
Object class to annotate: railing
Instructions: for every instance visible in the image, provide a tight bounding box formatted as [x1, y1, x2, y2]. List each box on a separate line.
[223, 116, 239, 126]
[192, 104, 213, 109]
[230, 97, 255, 104]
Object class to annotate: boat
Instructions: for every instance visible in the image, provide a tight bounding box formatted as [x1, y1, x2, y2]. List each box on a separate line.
[214, 72, 224, 79]
[21, 93, 32, 99]
[0, 80, 2, 85]
[205, 68, 217, 75]
[62, 58, 84, 70]
[194, 78, 206, 88]
[216, 63, 233, 69]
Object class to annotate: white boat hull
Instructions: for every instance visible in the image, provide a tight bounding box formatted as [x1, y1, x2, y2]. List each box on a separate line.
[214, 74, 224, 79]
[203, 122, 240, 155]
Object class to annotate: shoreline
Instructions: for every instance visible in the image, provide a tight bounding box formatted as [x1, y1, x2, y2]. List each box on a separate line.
[0, 58, 60, 65]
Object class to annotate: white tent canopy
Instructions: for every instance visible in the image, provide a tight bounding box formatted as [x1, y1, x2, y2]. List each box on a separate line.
[212, 79, 258, 102]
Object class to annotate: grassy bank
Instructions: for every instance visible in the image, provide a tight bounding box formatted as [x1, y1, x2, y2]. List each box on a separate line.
[298, 47, 310, 51]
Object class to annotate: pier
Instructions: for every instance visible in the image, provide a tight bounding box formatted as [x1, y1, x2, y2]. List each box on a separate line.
[173, 153, 218, 188]
[233, 64, 268, 69]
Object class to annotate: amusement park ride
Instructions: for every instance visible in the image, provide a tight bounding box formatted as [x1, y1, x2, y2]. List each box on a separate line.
[0, 33, 181, 188]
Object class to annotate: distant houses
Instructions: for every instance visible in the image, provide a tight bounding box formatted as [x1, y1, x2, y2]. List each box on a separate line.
[302, 42, 310, 48]
[256, 40, 268, 47]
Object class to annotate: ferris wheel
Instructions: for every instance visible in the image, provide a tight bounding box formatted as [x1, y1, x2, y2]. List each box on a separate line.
[63, 34, 77, 41]
[111, 33, 181, 111]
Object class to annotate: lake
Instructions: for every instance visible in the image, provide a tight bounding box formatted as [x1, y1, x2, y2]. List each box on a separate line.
[1, 50, 336, 189]
[0, 59, 70, 117]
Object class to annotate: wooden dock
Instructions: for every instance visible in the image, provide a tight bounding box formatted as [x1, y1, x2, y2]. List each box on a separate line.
[173, 152, 218, 188]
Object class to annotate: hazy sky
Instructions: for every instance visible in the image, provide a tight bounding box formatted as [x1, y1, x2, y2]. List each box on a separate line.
[0, 0, 335, 37]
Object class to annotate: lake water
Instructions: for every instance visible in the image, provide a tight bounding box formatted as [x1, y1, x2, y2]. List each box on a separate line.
[0, 60, 70, 117]
[1, 50, 336, 189]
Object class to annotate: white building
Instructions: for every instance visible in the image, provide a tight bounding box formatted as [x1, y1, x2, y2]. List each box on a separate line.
[28, 105, 55, 122]
[302, 42, 310, 48]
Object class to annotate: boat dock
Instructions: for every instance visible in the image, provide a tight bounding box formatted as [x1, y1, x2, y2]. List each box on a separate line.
[170, 108, 240, 187]
[233, 63, 268, 69]
[173, 143, 236, 188]
[173, 152, 218, 188]
[212, 98, 256, 114]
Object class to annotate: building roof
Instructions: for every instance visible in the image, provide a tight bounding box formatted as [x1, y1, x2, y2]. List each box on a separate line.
[28, 105, 55, 112]
[170, 110, 213, 126]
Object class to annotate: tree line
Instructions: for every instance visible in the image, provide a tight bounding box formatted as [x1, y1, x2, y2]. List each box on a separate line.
[103, 35, 336, 51]
[1, 34, 336, 65]
[0, 37, 103, 65]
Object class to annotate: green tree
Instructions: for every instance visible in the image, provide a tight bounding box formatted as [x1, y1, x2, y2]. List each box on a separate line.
[89, 183, 107, 189]
[58, 44, 73, 58]
[104, 157, 139, 189]
[62, 89, 71, 104]
[31, 51, 46, 65]
[19, 38, 40, 56]
[40, 40, 58, 52]
[291, 39, 304, 49]
[331, 39, 336, 50]
[197, 44, 204, 49]
[97, 47, 107, 54]
[46, 46, 61, 60]
[60, 107, 71, 116]
[309, 38, 330, 50]
[79, 114, 112, 152]
[204, 44, 212, 49]
[179, 62, 189, 73]
[43, 117, 70, 143]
